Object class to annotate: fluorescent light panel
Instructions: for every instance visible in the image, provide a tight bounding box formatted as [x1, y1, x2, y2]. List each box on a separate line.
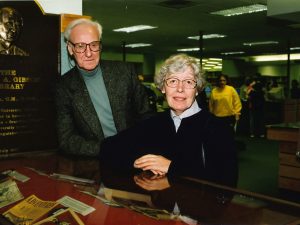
[243, 41, 278, 46]
[251, 54, 300, 62]
[188, 34, 226, 40]
[221, 51, 245, 55]
[208, 58, 222, 61]
[211, 4, 267, 17]
[125, 43, 152, 48]
[113, 25, 157, 33]
[290, 47, 300, 50]
[177, 48, 200, 52]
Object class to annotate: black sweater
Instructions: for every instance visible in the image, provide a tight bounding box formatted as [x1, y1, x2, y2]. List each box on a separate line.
[100, 109, 238, 187]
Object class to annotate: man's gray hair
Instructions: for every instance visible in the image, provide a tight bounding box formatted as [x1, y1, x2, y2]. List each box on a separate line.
[64, 18, 102, 42]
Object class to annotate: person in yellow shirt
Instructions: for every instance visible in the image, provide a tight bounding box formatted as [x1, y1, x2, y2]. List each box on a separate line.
[209, 74, 242, 132]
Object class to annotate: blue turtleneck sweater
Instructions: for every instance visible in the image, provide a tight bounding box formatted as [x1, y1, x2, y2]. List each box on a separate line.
[79, 65, 117, 137]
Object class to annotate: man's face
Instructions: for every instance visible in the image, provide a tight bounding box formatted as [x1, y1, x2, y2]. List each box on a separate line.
[67, 23, 101, 71]
[0, 10, 22, 43]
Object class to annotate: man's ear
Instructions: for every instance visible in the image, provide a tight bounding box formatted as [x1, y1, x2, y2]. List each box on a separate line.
[67, 43, 73, 56]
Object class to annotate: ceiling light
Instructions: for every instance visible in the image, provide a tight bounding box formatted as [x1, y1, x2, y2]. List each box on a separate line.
[125, 43, 152, 48]
[210, 4, 267, 17]
[177, 48, 200, 52]
[290, 47, 300, 50]
[188, 34, 226, 40]
[221, 51, 245, 55]
[208, 58, 222, 61]
[213, 65, 222, 69]
[113, 25, 157, 33]
[205, 61, 219, 65]
[243, 41, 278, 46]
[250, 53, 300, 62]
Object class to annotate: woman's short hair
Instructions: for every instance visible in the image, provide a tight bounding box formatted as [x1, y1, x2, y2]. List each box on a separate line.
[154, 53, 205, 91]
[64, 18, 102, 42]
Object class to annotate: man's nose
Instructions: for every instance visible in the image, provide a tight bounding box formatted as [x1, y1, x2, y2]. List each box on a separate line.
[85, 45, 92, 56]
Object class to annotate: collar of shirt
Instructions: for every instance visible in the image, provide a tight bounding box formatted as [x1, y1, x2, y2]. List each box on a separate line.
[78, 64, 100, 79]
[170, 100, 201, 131]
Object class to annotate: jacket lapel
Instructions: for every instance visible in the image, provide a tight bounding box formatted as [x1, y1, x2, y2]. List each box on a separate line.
[69, 69, 103, 138]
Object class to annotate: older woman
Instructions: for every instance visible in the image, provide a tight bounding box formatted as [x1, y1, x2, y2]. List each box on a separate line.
[100, 54, 237, 187]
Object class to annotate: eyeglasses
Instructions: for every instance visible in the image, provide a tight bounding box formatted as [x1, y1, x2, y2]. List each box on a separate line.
[165, 78, 197, 89]
[69, 41, 102, 53]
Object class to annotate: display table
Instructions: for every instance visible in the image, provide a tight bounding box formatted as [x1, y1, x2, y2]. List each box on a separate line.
[0, 167, 300, 224]
[267, 122, 300, 192]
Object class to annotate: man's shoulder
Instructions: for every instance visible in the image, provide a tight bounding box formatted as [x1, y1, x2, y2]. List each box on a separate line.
[56, 67, 81, 91]
[59, 67, 80, 82]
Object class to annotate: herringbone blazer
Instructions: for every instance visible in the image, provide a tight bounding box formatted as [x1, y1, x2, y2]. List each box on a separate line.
[55, 61, 154, 157]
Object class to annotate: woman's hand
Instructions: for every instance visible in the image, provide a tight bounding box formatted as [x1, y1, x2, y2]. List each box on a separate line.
[133, 154, 171, 175]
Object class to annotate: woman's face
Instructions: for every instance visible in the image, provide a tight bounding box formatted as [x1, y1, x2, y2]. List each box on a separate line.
[162, 66, 198, 116]
[218, 75, 227, 88]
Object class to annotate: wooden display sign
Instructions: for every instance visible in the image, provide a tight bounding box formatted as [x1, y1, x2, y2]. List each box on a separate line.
[0, 1, 59, 157]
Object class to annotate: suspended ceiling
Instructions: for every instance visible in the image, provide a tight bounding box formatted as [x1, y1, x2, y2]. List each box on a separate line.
[82, 0, 300, 59]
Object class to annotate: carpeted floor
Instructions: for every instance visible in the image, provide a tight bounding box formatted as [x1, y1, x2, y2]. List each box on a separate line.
[235, 135, 279, 197]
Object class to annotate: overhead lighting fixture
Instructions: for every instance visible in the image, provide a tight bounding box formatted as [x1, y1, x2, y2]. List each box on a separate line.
[290, 47, 300, 50]
[205, 61, 219, 65]
[221, 51, 245, 55]
[250, 53, 300, 62]
[211, 4, 267, 17]
[208, 58, 222, 61]
[188, 34, 226, 40]
[125, 43, 152, 48]
[243, 41, 278, 46]
[113, 25, 157, 33]
[177, 47, 200, 52]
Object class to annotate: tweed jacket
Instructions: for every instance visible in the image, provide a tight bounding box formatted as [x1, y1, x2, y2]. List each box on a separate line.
[55, 61, 154, 157]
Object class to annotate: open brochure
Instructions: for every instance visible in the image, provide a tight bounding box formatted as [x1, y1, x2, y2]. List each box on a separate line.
[3, 194, 58, 225]
[33, 208, 84, 225]
[0, 179, 24, 209]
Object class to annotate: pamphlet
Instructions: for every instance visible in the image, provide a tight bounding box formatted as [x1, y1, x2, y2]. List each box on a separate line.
[57, 196, 95, 216]
[33, 208, 84, 225]
[50, 173, 94, 185]
[3, 194, 58, 225]
[2, 170, 30, 183]
[0, 180, 24, 209]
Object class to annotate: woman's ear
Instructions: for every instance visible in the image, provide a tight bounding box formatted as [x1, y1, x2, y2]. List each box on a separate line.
[161, 86, 166, 94]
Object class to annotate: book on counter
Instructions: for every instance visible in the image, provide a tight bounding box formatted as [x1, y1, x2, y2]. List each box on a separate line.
[2, 194, 58, 225]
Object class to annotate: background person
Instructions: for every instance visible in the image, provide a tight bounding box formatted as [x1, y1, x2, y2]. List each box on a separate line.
[209, 74, 242, 132]
[290, 79, 300, 99]
[247, 78, 265, 138]
[55, 18, 154, 178]
[0, 7, 28, 56]
[100, 54, 238, 187]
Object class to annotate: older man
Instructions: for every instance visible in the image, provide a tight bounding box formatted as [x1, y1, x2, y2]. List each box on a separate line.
[55, 18, 154, 178]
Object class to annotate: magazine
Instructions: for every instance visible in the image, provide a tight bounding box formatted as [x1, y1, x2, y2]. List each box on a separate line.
[3, 194, 58, 225]
[33, 208, 84, 225]
[0, 179, 24, 209]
